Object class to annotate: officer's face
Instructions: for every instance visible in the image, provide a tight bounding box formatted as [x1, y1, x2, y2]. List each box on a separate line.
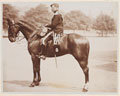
[51, 5, 58, 13]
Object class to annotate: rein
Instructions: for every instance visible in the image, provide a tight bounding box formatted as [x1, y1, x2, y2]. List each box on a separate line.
[16, 36, 25, 42]
[16, 32, 25, 42]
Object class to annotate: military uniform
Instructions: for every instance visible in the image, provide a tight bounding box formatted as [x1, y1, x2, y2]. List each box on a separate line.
[43, 12, 63, 45]
[46, 13, 63, 34]
[38, 3, 63, 60]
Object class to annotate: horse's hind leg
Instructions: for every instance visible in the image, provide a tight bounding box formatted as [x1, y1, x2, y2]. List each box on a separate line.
[77, 57, 89, 92]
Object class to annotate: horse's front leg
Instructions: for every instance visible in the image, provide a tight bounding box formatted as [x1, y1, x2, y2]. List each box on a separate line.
[29, 55, 41, 87]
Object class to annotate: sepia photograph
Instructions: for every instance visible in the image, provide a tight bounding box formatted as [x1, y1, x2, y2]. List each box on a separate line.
[2, 1, 118, 93]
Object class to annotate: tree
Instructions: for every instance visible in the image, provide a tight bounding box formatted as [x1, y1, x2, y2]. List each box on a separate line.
[23, 4, 52, 27]
[64, 10, 91, 30]
[3, 4, 19, 30]
[93, 13, 116, 36]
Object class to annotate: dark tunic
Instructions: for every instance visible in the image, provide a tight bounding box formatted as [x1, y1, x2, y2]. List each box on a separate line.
[46, 13, 63, 34]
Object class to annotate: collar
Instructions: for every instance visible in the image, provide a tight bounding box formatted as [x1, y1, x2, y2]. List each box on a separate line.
[54, 11, 59, 15]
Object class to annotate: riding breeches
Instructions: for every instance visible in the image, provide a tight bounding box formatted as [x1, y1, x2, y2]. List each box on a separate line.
[42, 32, 53, 45]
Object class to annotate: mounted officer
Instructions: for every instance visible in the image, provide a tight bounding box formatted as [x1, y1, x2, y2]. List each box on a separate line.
[38, 3, 64, 60]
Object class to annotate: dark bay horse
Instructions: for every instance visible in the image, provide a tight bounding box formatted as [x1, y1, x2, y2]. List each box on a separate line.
[7, 18, 90, 92]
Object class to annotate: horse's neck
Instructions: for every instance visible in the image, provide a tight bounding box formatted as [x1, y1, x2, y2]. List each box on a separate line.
[20, 27, 34, 41]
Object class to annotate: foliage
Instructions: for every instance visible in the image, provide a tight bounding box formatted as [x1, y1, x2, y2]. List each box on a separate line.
[64, 10, 92, 30]
[3, 3, 117, 36]
[23, 4, 52, 27]
[3, 4, 19, 30]
[93, 13, 116, 36]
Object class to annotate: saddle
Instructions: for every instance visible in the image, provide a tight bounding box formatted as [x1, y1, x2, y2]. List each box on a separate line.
[35, 26, 64, 53]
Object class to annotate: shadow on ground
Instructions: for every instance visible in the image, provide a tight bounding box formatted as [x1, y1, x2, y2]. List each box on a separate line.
[4, 80, 31, 87]
[4, 80, 83, 92]
[94, 62, 117, 72]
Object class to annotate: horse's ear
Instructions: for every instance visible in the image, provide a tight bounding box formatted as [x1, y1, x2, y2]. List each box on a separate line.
[6, 18, 13, 25]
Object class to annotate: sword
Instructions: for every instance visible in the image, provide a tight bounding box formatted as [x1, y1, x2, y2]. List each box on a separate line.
[54, 54, 57, 68]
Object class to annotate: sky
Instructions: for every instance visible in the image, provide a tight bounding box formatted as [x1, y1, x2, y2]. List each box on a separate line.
[7, 2, 118, 19]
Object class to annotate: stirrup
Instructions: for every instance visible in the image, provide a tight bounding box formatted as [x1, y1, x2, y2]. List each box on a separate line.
[39, 55, 46, 60]
[36, 54, 46, 60]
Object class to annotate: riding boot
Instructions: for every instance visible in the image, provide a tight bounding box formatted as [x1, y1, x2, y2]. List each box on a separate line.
[40, 45, 46, 60]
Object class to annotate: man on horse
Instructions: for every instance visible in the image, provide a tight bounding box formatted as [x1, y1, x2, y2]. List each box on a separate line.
[38, 3, 64, 60]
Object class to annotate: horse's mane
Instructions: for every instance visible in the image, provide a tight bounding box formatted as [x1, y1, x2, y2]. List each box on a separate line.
[17, 20, 37, 31]
[20, 20, 36, 29]
[17, 20, 44, 42]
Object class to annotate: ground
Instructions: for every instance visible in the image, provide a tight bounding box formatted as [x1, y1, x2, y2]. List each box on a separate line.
[2, 36, 117, 93]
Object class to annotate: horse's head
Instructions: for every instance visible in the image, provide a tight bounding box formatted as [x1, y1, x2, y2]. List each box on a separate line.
[7, 18, 20, 42]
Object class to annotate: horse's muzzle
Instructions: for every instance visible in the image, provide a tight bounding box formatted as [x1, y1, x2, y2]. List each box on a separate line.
[9, 37, 16, 42]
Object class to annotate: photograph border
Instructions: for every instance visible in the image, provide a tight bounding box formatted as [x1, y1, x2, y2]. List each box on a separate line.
[0, 0, 120, 95]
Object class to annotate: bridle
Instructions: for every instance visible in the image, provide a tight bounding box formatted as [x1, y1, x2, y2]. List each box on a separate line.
[16, 32, 25, 42]
[11, 23, 25, 42]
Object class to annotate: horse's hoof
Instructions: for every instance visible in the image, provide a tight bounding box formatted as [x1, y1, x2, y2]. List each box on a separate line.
[29, 84, 35, 87]
[35, 82, 39, 86]
[82, 88, 88, 92]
